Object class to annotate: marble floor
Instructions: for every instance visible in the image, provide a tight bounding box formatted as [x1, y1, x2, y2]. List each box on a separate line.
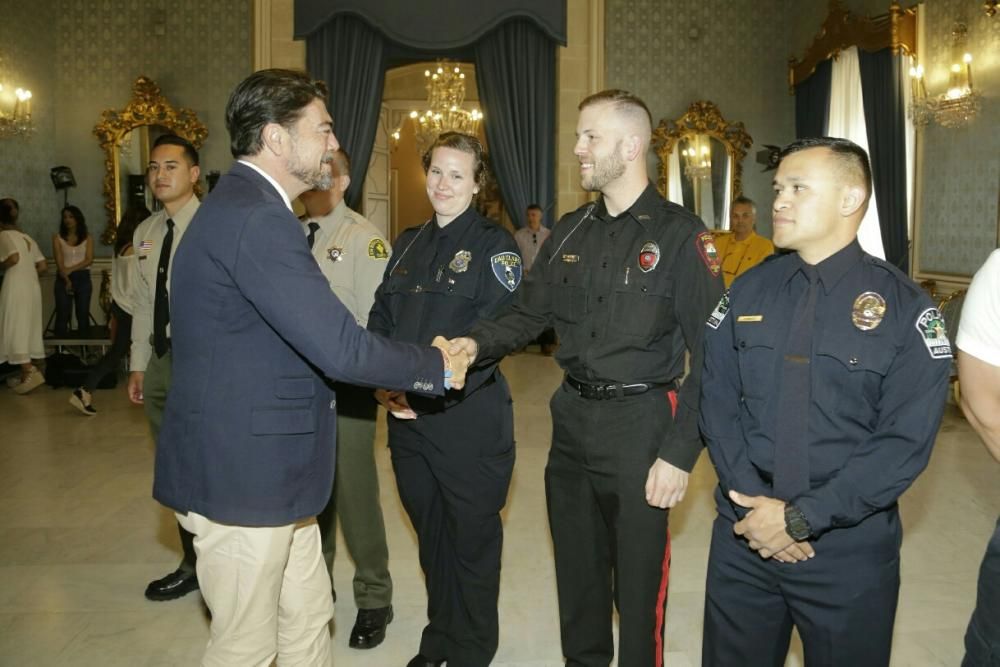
[0, 351, 995, 666]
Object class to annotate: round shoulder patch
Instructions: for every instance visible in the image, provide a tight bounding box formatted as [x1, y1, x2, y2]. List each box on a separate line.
[367, 238, 389, 260]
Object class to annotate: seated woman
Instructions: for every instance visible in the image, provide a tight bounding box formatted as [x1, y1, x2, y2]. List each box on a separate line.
[69, 205, 148, 415]
[52, 205, 94, 337]
[0, 197, 48, 394]
[368, 132, 522, 667]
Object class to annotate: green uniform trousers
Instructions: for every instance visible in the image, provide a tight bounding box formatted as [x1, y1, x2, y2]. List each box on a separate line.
[317, 383, 392, 609]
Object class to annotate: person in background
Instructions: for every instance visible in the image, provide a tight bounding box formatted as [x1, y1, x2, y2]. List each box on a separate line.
[69, 204, 149, 415]
[513, 203, 557, 355]
[713, 195, 774, 288]
[300, 148, 396, 650]
[1, 197, 48, 394]
[956, 249, 1000, 667]
[52, 205, 94, 337]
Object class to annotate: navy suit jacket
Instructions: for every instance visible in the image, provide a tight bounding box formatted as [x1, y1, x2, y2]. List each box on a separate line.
[154, 162, 444, 526]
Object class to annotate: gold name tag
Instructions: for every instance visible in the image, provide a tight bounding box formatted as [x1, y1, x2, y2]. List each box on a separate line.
[562, 254, 580, 263]
[737, 315, 763, 322]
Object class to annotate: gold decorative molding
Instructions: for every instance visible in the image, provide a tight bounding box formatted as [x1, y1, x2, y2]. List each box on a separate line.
[652, 100, 753, 201]
[93, 76, 208, 245]
[789, 0, 917, 92]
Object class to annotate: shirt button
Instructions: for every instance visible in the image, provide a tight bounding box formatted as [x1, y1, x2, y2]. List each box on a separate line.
[563, 277, 568, 284]
[849, 356, 859, 365]
[591, 331, 597, 338]
[597, 296, 605, 303]
[602, 261, 607, 268]
[329, 399, 337, 409]
[739, 341, 746, 348]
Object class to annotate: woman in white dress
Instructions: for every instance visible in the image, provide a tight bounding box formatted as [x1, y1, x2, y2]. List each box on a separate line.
[0, 198, 48, 394]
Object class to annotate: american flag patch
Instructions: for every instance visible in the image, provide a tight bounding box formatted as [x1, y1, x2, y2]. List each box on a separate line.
[139, 240, 153, 252]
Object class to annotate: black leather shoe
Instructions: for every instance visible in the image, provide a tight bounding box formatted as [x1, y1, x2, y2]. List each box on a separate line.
[405, 655, 444, 667]
[349, 605, 393, 649]
[144, 567, 199, 601]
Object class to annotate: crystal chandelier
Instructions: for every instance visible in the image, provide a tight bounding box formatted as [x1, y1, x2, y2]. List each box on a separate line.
[393, 61, 482, 156]
[908, 23, 981, 129]
[0, 83, 34, 140]
[682, 135, 712, 182]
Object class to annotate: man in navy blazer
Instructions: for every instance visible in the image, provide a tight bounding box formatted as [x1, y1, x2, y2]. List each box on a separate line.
[154, 69, 469, 667]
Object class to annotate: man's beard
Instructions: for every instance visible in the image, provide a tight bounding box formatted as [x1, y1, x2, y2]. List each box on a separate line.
[287, 133, 334, 190]
[581, 141, 626, 192]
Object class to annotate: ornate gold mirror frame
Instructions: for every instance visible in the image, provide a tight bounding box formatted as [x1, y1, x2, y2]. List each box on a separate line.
[93, 76, 207, 245]
[652, 101, 753, 216]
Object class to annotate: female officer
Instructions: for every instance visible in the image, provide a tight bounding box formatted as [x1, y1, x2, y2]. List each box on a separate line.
[369, 132, 521, 667]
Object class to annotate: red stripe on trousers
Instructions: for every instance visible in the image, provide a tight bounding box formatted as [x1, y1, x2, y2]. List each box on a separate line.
[655, 389, 678, 667]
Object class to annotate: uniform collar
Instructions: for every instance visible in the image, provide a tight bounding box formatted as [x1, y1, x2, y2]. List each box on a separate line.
[593, 181, 660, 229]
[783, 239, 864, 293]
[166, 194, 200, 230]
[432, 206, 476, 239]
[309, 200, 352, 232]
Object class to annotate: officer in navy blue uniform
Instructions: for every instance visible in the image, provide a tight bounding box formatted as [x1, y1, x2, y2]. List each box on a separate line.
[700, 137, 952, 667]
[450, 90, 724, 667]
[367, 132, 521, 667]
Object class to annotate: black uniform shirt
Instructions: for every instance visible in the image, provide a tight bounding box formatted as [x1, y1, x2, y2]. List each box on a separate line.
[471, 183, 724, 470]
[700, 240, 952, 534]
[368, 207, 521, 412]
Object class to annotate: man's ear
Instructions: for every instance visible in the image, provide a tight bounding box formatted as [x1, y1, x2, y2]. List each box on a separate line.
[840, 184, 867, 218]
[189, 165, 201, 185]
[261, 122, 285, 156]
[622, 133, 643, 162]
[339, 174, 351, 195]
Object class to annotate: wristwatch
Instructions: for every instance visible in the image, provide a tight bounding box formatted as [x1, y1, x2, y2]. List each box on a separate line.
[784, 504, 812, 541]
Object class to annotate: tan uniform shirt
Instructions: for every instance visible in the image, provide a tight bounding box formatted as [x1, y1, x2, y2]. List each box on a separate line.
[130, 196, 200, 372]
[303, 200, 391, 326]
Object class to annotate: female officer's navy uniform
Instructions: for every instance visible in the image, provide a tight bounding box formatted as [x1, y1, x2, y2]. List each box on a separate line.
[368, 207, 521, 667]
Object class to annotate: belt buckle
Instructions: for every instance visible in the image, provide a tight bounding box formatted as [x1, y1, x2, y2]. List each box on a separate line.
[598, 384, 612, 400]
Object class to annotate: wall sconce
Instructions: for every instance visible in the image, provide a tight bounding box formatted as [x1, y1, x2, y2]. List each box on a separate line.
[0, 83, 34, 139]
[908, 22, 981, 128]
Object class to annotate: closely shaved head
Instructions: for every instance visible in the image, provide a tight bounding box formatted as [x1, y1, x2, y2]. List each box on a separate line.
[778, 137, 872, 207]
[579, 89, 653, 150]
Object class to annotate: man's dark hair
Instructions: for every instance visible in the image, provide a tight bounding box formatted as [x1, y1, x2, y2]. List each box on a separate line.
[421, 131, 489, 192]
[778, 137, 872, 202]
[225, 69, 328, 159]
[153, 134, 200, 166]
[732, 195, 756, 215]
[526, 203, 542, 212]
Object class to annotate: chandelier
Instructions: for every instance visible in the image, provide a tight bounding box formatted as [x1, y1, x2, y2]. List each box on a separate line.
[682, 135, 712, 182]
[392, 61, 482, 156]
[0, 83, 34, 140]
[908, 23, 981, 129]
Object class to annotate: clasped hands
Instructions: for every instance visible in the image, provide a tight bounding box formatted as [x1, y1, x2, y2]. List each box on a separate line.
[729, 490, 816, 564]
[374, 336, 477, 420]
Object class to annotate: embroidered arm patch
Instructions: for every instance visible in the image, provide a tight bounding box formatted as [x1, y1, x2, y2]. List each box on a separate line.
[491, 252, 522, 292]
[696, 231, 722, 276]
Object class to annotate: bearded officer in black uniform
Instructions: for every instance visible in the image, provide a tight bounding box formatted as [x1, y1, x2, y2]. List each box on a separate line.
[700, 137, 951, 666]
[449, 89, 724, 666]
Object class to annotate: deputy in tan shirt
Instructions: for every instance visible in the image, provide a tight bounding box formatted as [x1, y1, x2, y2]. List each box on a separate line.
[713, 195, 774, 288]
[299, 148, 395, 650]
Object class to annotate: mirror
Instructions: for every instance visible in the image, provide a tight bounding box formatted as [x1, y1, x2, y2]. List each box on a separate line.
[93, 76, 207, 245]
[652, 101, 752, 230]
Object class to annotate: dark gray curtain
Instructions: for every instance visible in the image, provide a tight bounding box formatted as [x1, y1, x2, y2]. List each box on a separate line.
[474, 20, 557, 228]
[859, 48, 908, 272]
[795, 58, 832, 139]
[306, 15, 386, 210]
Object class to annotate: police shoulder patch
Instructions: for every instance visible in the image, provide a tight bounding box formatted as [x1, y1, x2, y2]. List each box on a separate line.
[368, 238, 389, 260]
[706, 291, 730, 330]
[491, 251, 522, 292]
[695, 231, 722, 276]
[915, 307, 952, 359]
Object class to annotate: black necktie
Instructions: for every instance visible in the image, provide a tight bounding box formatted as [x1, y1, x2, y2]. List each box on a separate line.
[307, 221, 320, 249]
[153, 218, 174, 358]
[772, 265, 820, 501]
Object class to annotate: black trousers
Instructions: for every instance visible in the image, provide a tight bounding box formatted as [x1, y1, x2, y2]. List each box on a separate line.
[547, 381, 677, 667]
[964, 517, 1000, 666]
[54, 269, 92, 336]
[703, 509, 902, 667]
[389, 375, 515, 667]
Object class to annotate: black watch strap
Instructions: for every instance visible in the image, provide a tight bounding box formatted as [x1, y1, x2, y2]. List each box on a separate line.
[784, 503, 812, 541]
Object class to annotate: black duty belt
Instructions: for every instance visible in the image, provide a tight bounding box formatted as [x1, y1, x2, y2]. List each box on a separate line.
[565, 375, 675, 400]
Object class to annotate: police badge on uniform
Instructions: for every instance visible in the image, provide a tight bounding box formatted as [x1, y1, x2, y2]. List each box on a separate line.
[327, 247, 344, 262]
[638, 241, 660, 273]
[449, 250, 471, 273]
[915, 308, 952, 359]
[491, 252, 522, 292]
[852, 291, 886, 330]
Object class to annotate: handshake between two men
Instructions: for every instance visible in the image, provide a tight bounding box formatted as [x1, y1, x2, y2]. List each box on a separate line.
[374, 336, 480, 419]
